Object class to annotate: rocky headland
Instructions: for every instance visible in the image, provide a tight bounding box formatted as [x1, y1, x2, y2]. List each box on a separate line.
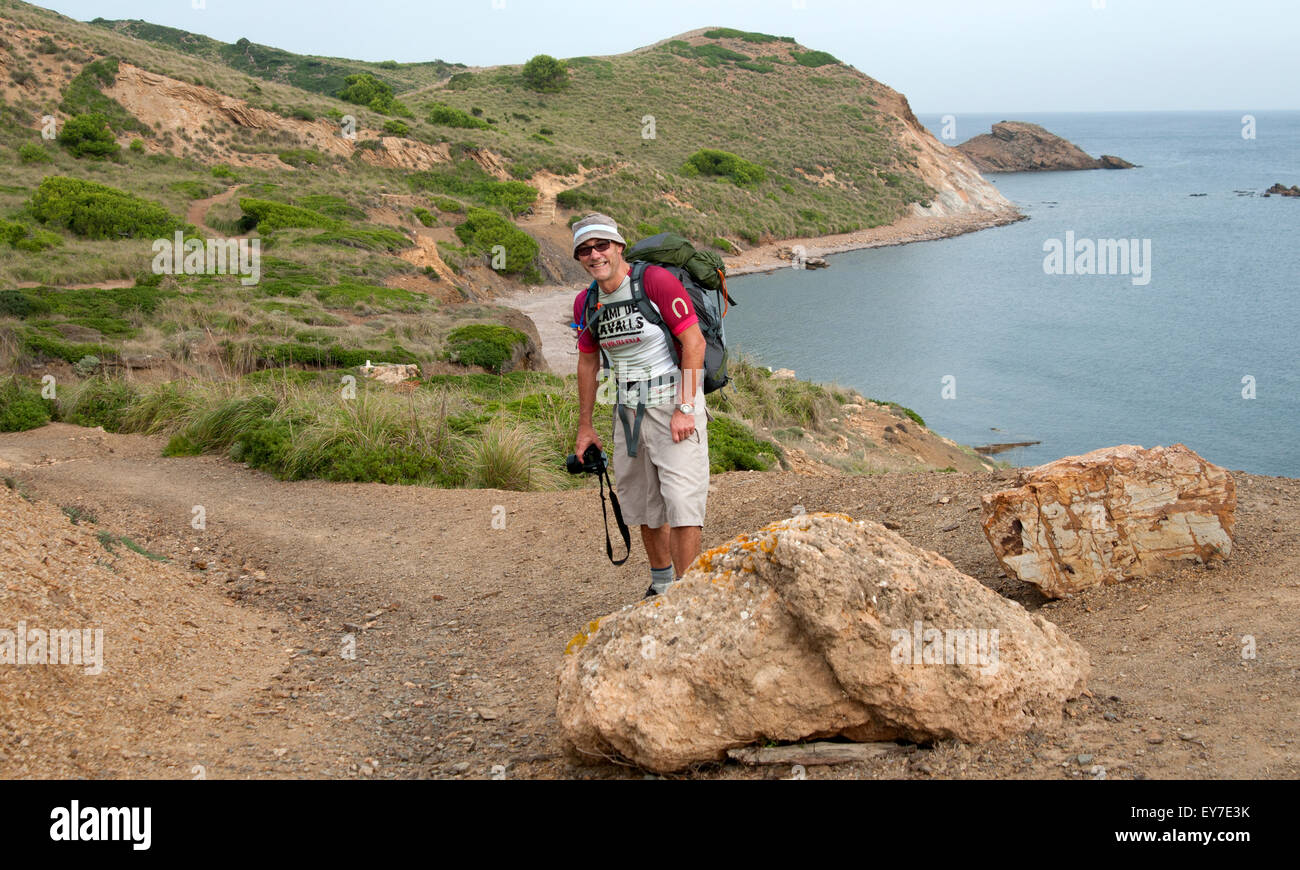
[956, 121, 1135, 173]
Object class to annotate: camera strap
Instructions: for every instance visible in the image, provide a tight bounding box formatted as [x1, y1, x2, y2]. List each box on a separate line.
[597, 464, 631, 566]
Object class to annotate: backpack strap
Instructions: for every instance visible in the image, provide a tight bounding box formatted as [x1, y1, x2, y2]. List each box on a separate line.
[628, 262, 682, 370]
[579, 280, 611, 369]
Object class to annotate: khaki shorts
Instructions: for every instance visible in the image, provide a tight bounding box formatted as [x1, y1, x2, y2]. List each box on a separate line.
[611, 389, 709, 528]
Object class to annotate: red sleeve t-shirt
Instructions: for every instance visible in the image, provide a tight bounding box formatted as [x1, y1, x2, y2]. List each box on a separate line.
[573, 264, 698, 355]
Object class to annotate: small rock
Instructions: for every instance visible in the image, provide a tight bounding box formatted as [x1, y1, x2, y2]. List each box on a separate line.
[1103, 712, 1118, 722]
[1147, 736, 1164, 745]
[1076, 754, 1093, 765]
[452, 762, 470, 773]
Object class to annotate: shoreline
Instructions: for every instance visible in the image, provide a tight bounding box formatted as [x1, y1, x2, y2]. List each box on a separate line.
[721, 207, 1026, 277]
[498, 207, 1025, 376]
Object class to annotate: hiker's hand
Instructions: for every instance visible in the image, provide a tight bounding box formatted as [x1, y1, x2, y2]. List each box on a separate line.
[576, 424, 602, 458]
[671, 410, 696, 443]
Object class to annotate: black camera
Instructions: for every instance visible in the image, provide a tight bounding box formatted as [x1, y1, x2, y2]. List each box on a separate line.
[565, 444, 607, 475]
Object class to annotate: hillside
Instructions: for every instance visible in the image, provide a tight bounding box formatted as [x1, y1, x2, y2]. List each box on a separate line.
[1, 1, 1011, 491]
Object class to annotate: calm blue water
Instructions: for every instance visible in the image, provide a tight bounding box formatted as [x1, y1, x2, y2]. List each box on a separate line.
[727, 112, 1300, 476]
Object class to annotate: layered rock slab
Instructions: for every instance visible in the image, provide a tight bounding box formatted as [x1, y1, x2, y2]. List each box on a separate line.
[981, 444, 1235, 598]
[557, 514, 1088, 773]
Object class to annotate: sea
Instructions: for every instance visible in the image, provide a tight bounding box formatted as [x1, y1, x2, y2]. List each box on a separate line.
[725, 111, 1300, 477]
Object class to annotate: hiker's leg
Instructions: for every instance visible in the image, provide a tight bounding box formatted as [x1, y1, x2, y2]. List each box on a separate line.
[641, 523, 672, 568]
[670, 525, 702, 579]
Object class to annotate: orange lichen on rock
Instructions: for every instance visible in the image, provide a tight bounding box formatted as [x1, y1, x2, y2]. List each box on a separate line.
[564, 618, 603, 655]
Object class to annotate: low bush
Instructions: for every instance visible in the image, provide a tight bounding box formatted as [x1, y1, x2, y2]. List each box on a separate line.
[59, 113, 120, 159]
[238, 198, 338, 233]
[426, 103, 493, 130]
[0, 377, 50, 432]
[18, 142, 52, 163]
[443, 323, 528, 373]
[277, 148, 325, 168]
[682, 149, 767, 187]
[706, 415, 779, 473]
[453, 208, 541, 280]
[299, 225, 412, 253]
[30, 176, 187, 239]
[337, 73, 411, 117]
[790, 50, 839, 67]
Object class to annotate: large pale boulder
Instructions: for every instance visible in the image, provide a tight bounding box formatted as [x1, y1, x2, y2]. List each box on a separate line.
[981, 444, 1235, 598]
[557, 513, 1088, 773]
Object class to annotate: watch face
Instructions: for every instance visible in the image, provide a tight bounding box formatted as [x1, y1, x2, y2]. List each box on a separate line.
[679, 403, 695, 414]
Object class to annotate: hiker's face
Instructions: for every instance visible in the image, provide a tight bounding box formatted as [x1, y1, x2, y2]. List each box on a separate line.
[580, 240, 625, 283]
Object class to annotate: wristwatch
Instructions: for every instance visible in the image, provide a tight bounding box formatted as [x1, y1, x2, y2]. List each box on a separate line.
[677, 403, 695, 415]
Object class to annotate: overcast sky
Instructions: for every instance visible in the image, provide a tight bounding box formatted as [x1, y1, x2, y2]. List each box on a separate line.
[36, 0, 1300, 112]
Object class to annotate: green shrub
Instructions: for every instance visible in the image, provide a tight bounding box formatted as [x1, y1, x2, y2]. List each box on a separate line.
[790, 50, 839, 67]
[382, 119, 410, 136]
[238, 198, 338, 233]
[277, 147, 325, 168]
[336, 73, 411, 116]
[710, 237, 735, 253]
[0, 220, 62, 252]
[59, 113, 119, 159]
[211, 164, 236, 179]
[426, 103, 492, 130]
[444, 323, 528, 373]
[701, 28, 791, 43]
[73, 355, 101, 377]
[432, 196, 463, 213]
[682, 149, 767, 187]
[521, 54, 568, 93]
[707, 415, 778, 473]
[0, 377, 51, 432]
[408, 163, 537, 215]
[691, 45, 750, 65]
[129, 138, 145, 153]
[295, 194, 366, 221]
[299, 225, 412, 253]
[291, 107, 315, 121]
[21, 329, 116, 364]
[453, 208, 540, 278]
[413, 207, 435, 226]
[18, 142, 52, 163]
[30, 176, 186, 239]
[251, 342, 421, 369]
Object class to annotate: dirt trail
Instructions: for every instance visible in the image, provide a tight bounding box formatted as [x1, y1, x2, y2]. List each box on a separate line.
[186, 185, 246, 238]
[2, 423, 1297, 779]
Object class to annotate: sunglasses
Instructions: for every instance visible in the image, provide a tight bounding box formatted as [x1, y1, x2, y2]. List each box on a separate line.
[575, 239, 614, 259]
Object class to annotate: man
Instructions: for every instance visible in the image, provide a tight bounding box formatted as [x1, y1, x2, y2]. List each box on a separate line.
[571, 213, 709, 598]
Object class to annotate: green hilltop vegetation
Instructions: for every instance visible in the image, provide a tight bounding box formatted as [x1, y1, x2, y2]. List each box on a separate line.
[0, 3, 948, 488]
[88, 17, 466, 98]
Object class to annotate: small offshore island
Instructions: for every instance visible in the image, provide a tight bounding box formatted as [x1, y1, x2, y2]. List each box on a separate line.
[956, 121, 1136, 172]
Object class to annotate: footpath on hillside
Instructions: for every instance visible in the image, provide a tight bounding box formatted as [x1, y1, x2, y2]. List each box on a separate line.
[2, 423, 1298, 779]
